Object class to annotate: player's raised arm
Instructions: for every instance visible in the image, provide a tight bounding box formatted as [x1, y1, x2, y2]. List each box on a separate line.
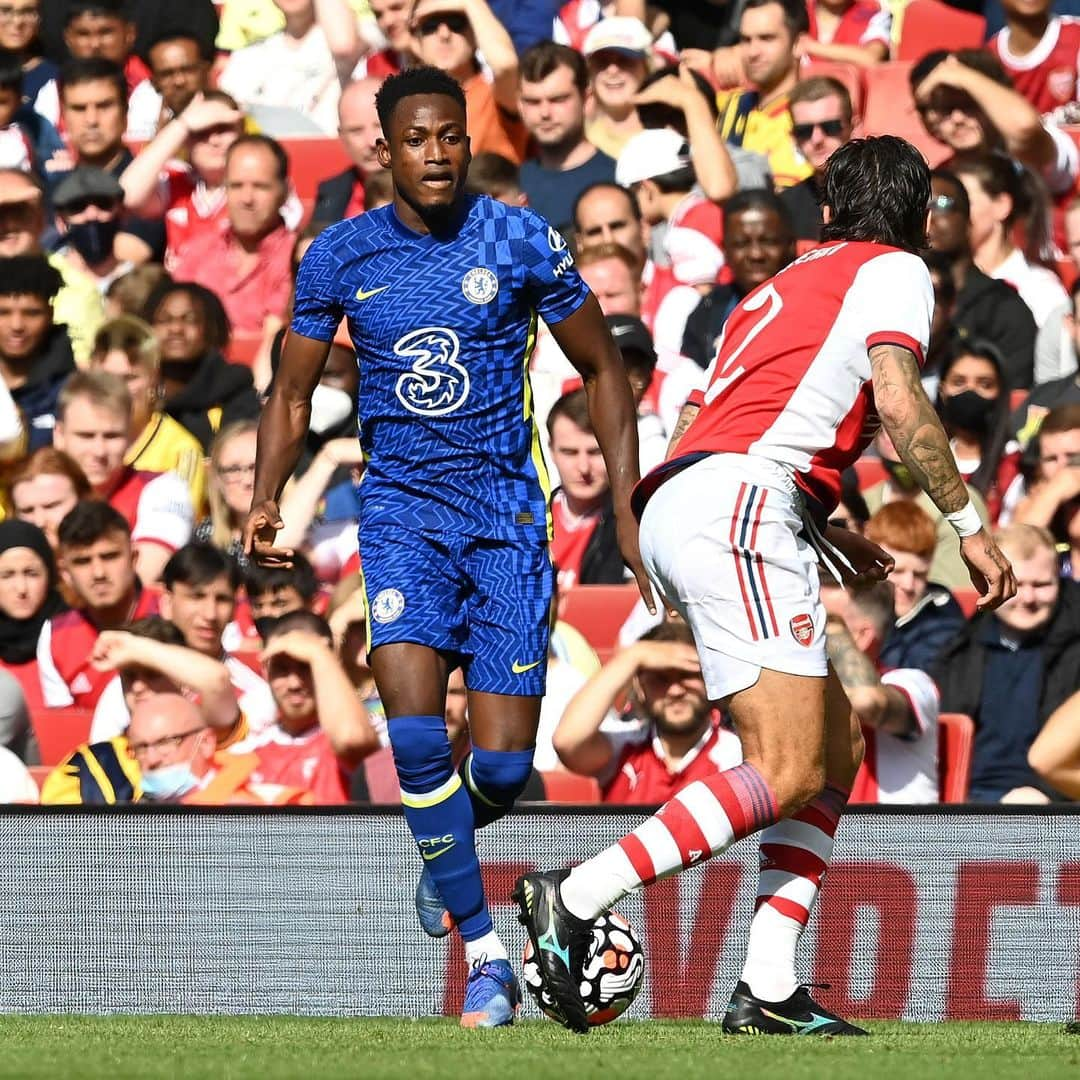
[244, 331, 332, 566]
[869, 342, 1016, 610]
[549, 292, 655, 614]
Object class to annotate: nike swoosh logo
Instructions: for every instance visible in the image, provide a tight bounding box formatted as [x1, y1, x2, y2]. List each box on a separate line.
[759, 1007, 835, 1034]
[512, 659, 543, 674]
[356, 285, 389, 301]
[421, 843, 455, 861]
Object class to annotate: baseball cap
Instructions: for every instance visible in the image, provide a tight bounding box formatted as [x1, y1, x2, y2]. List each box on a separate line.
[52, 167, 123, 211]
[615, 127, 691, 187]
[583, 16, 652, 59]
[606, 314, 656, 368]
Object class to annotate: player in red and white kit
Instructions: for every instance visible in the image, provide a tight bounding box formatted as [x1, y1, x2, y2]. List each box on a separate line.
[516, 135, 1017, 1036]
[989, 0, 1080, 116]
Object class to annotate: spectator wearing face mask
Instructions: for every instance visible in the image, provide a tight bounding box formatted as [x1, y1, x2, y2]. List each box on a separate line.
[935, 340, 1023, 526]
[132, 693, 312, 805]
[51, 166, 136, 296]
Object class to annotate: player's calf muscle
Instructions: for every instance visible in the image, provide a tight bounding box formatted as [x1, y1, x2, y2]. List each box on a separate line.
[731, 673, 828, 816]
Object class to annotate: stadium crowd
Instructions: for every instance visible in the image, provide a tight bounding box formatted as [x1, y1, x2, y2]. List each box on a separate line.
[1, 0, 1080, 808]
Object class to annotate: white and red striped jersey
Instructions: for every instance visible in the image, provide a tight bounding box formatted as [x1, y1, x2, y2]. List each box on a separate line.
[106, 467, 194, 555]
[851, 668, 940, 804]
[660, 240, 933, 514]
[990, 17, 1080, 115]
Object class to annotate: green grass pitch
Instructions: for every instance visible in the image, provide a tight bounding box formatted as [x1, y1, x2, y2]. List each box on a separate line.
[1, 1018, 1078, 1080]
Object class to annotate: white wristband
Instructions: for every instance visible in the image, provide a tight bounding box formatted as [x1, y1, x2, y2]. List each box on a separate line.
[945, 501, 982, 538]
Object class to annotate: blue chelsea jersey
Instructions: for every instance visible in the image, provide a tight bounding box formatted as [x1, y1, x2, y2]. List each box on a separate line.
[291, 195, 589, 540]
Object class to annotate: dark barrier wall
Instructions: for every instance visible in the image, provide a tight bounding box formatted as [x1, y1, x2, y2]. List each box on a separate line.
[2, 807, 1078, 1021]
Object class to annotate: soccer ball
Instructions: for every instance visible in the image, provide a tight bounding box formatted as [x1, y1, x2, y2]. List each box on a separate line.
[521, 910, 645, 1026]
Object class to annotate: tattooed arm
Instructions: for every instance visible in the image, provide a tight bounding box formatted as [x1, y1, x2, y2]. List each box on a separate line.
[825, 618, 918, 737]
[665, 402, 700, 460]
[869, 344, 1017, 611]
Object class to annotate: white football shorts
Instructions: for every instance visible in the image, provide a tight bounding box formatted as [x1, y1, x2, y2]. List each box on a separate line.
[639, 453, 828, 700]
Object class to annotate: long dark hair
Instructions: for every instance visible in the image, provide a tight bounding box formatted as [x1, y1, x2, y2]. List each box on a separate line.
[936, 339, 1012, 497]
[951, 150, 1052, 264]
[822, 136, 930, 252]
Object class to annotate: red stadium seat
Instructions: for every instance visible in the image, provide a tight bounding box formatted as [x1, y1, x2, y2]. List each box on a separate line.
[862, 62, 952, 168]
[854, 456, 887, 491]
[30, 707, 93, 767]
[558, 584, 641, 663]
[225, 334, 262, 368]
[279, 136, 352, 205]
[540, 771, 601, 803]
[896, 0, 986, 62]
[801, 59, 864, 115]
[938, 712, 975, 803]
[952, 587, 980, 619]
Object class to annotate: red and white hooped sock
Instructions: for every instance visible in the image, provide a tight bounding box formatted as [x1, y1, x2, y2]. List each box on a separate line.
[561, 762, 780, 921]
[740, 784, 850, 1001]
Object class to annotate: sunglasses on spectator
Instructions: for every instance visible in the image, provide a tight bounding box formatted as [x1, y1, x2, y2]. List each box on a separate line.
[62, 195, 119, 215]
[416, 13, 469, 36]
[928, 194, 959, 214]
[792, 118, 845, 141]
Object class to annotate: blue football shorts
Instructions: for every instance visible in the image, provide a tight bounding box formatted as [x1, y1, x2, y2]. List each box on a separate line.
[358, 526, 553, 697]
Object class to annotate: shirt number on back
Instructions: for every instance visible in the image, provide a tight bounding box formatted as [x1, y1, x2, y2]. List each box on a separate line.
[704, 282, 783, 406]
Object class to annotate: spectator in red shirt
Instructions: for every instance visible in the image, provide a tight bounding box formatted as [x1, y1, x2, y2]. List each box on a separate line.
[38, 500, 158, 709]
[170, 133, 294, 342]
[989, 0, 1080, 116]
[118, 91, 246, 271]
[355, 0, 413, 79]
[553, 621, 742, 804]
[802, 0, 891, 67]
[547, 389, 625, 590]
[52, 370, 194, 584]
[239, 610, 379, 804]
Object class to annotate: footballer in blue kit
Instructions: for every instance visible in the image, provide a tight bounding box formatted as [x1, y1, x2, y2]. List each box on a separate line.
[245, 66, 654, 1027]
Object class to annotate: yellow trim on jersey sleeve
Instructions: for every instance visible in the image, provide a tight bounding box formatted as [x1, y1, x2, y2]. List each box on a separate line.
[400, 772, 462, 809]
